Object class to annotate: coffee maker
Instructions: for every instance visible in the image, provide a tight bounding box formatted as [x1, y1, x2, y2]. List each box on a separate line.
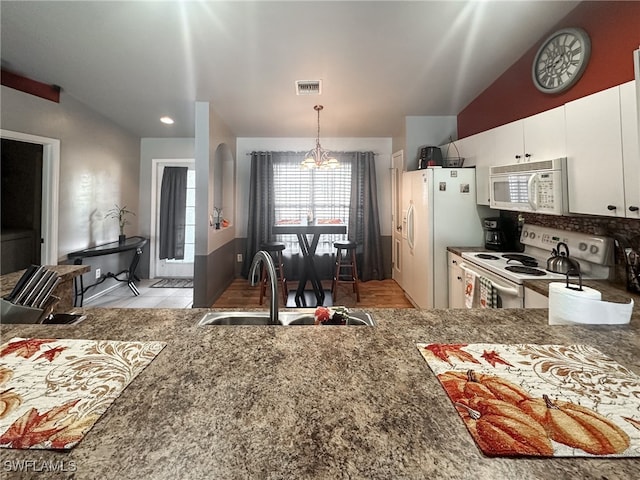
[483, 217, 511, 251]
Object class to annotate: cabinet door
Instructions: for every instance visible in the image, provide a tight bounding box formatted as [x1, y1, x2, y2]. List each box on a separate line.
[566, 86, 625, 217]
[492, 120, 524, 165]
[524, 287, 548, 308]
[447, 252, 465, 308]
[523, 106, 566, 162]
[621, 81, 640, 218]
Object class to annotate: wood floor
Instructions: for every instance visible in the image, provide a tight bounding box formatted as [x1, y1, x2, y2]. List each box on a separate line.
[212, 278, 415, 309]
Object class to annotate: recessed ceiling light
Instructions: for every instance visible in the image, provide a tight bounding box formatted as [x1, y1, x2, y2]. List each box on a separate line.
[160, 116, 174, 125]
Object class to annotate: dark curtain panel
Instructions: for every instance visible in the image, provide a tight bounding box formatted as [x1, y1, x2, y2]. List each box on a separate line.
[242, 152, 275, 277]
[159, 166, 188, 260]
[349, 152, 384, 281]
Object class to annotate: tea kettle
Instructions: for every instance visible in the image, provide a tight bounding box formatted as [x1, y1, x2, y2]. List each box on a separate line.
[546, 242, 581, 275]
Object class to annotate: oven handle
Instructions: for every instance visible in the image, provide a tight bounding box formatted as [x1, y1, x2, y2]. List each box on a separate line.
[459, 263, 520, 297]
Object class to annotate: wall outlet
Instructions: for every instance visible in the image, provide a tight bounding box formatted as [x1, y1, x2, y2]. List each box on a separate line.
[95, 268, 101, 279]
[236, 254, 242, 263]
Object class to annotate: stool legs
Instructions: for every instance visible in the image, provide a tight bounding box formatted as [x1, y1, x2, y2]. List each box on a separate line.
[331, 247, 360, 302]
[259, 250, 288, 305]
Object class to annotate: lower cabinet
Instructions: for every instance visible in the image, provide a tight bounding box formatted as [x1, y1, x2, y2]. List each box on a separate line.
[524, 287, 549, 308]
[448, 252, 466, 308]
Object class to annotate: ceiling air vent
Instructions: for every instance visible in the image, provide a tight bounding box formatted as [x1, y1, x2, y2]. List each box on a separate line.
[295, 80, 322, 96]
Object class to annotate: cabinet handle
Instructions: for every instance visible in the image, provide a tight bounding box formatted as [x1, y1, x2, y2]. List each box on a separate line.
[525, 153, 531, 158]
[515, 155, 521, 160]
[457, 276, 462, 281]
[452, 260, 457, 264]
[607, 205, 617, 211]
[630, 206, 639, 212]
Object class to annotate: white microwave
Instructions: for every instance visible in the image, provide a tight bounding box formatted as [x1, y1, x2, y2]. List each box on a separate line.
[489, 158, 568, 215]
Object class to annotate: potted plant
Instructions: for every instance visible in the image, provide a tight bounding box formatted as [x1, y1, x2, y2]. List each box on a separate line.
[106, 204, 135, 243]
[213, 207, 222, 230]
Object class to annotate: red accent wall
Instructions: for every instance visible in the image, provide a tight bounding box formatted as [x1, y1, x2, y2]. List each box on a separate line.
[458, 1, 640, 138]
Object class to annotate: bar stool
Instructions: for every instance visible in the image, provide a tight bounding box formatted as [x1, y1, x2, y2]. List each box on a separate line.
[331, 241, 360, 302]
[258, 242, 288, 305]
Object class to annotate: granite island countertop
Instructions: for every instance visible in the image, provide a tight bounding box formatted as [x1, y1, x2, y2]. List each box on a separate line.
[1, 307, 639, 479]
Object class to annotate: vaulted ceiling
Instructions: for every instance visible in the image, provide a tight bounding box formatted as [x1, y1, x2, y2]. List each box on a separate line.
[0, 1, 580, 138]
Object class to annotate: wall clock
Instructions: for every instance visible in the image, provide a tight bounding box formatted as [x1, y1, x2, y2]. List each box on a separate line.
[531, 27, 591, 94]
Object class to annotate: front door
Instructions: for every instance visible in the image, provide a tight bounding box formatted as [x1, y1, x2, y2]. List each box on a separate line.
[391, 150, 404, 285]
[154, 161, 195, 278]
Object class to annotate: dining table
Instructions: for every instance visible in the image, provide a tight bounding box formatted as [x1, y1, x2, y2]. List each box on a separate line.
[272, 219, 346, 307]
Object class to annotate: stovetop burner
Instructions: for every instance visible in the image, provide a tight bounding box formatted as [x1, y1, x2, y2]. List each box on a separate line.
[476, 253, 499, 260]
[505, 265, 547, 276]
[502, 253, 538, 267]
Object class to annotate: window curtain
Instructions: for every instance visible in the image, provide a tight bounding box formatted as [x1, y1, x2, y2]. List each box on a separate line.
[348, 152, 384, 281]
[242, 152, 275, 277]
[159, 166, 188, 260]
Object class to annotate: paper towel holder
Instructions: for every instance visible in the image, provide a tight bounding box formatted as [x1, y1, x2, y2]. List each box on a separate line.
[564, 261, 583, 291]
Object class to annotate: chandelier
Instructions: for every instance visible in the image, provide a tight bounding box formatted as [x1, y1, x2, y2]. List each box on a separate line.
[301, 105, 338, 169]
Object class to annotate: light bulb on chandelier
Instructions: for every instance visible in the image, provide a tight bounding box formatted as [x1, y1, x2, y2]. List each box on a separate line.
[301, 105, 338, 169]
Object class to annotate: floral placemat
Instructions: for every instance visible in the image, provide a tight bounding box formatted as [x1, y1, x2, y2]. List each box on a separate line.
[0, 337, 166, 450]
[275, 219, 301, 225]
[417, 343, 640, 457]
[316, 218, 343, 224]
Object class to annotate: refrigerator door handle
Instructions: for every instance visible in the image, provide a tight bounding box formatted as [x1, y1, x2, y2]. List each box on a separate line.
[407, 203, 415, 250]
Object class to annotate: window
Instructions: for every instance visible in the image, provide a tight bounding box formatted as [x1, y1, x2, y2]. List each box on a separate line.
[272, 158, 350, 254]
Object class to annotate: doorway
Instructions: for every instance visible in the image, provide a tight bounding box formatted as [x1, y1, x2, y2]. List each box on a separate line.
[151, 160, 195, 278]
[1, 139, 42, 273]
[0, 130, 59, 270]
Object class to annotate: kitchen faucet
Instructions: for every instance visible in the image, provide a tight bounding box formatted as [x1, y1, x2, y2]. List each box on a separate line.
[249, 250, 279, 325]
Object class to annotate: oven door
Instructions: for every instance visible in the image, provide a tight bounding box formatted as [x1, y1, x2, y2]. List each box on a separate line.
[458, 261, 524, 308]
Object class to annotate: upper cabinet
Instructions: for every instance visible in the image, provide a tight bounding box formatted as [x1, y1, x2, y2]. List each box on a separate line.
[620, 81, 640, 219]
[492, 106, 566, 165]
[565, 83, 638, 217]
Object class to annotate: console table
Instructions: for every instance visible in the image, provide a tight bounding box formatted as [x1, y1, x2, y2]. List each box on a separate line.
[67, 236, 148, 306]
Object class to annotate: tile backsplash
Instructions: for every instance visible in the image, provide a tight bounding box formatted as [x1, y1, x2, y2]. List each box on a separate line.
[503, 211, 640, 287]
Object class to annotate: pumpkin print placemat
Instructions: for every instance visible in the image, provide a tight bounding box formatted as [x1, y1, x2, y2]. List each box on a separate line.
[0, 337, 166, 450]
[417, 343, 640, 457]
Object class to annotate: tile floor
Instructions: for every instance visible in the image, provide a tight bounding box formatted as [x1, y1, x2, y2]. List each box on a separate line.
[83, 279, 193, 309]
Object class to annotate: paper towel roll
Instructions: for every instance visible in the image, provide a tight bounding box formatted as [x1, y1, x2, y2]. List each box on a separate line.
[548, 282, 633, 325]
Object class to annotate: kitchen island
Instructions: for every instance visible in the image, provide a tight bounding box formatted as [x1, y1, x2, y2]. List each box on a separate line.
[1, 306, 639, 479]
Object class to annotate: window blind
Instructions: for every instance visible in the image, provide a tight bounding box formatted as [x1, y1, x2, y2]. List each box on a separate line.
[273, 157, 350, 254]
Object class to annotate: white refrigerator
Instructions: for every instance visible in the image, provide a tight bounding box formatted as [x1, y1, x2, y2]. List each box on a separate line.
[401, 168, 493, 309]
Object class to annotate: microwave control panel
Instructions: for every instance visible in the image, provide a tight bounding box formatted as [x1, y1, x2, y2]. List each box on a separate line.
[536, 173, 555, 207]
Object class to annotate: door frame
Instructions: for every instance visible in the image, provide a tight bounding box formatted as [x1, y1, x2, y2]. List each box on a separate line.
[0, 129, 59, 265]
[150, 158, 194, 279]
[391, 150, 404, 284]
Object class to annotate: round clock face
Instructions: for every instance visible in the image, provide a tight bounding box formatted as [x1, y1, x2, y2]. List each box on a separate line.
[532, 27, 591, 94]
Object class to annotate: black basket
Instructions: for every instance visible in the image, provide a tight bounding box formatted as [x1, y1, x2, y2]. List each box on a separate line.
[443, 139, 464, 168]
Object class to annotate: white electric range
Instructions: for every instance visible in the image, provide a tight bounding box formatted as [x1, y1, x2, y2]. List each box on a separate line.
[458, 224, 614, 308]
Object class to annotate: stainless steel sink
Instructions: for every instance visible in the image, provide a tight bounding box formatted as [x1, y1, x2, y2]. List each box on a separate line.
[197, 310, 375, 326]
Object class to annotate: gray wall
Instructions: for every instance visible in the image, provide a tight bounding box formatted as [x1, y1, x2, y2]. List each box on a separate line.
[1, 86, 140, 298]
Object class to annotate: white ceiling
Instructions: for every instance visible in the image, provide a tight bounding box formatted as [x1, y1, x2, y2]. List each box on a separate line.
[0, 1, 580, 138]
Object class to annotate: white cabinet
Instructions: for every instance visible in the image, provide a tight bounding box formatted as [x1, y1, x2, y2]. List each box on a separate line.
[523, 106, 567, 162]
[447, 252, 465, 308]
[458, 130, 494, 205]
[491, 107, 566, 165]
[524, 287, 549, 308]
[492, 120, 524, 165]
[621, 81, 640, 218]
[566, 85, 626, 217]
